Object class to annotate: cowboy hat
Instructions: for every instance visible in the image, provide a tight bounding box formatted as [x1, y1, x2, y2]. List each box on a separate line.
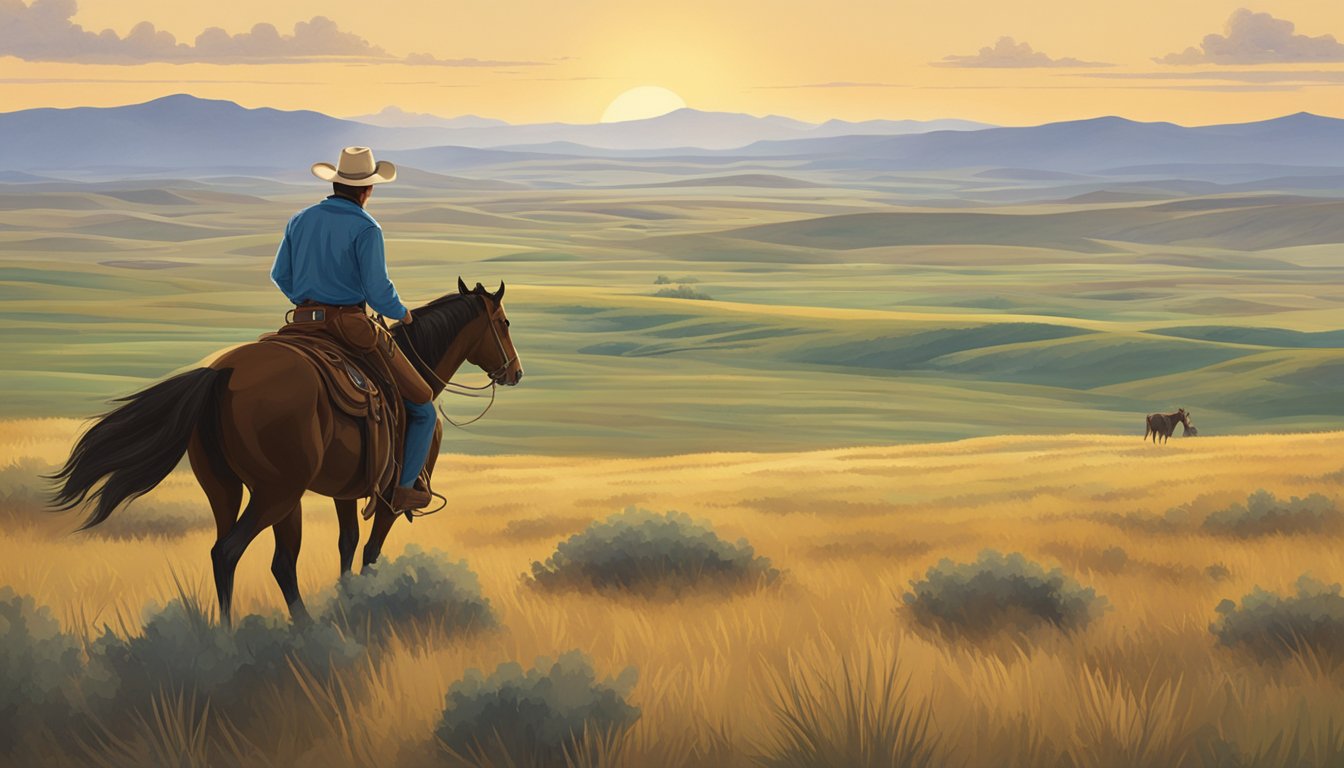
[311, 146, 396, 186]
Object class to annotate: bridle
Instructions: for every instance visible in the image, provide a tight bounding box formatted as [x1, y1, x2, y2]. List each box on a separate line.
[386, 297, 516, 429]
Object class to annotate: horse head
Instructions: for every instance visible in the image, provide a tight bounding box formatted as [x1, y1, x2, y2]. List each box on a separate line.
[458, 277, 523, 386]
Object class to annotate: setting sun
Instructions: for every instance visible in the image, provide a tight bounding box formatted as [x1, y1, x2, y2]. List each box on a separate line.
[599, 86, 687, 123]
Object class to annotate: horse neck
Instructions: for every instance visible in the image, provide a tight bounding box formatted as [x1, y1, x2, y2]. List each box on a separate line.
[431, 315, 487, 385]
[1166, 410, 1185, 424]
[394, 298, 485, 394]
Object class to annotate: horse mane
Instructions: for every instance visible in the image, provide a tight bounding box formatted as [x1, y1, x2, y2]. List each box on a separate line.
[391, 293, 484, 373]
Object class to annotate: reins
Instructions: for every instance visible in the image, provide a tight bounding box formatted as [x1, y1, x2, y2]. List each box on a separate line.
[375, 302, 511, 429]
[369, 302, 508, 520]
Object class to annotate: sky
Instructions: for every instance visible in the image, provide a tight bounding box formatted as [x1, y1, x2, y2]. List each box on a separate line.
[2, 0, 1343, 125]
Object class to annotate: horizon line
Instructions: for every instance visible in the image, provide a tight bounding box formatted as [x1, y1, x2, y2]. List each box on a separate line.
[3, 91, 1343, 130]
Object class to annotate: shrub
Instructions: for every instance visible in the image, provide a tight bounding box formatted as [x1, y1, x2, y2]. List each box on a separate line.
[1211, 575, 1344, 661]
[653, 274, 672, 285]
[88, 591, 364, 713]
[903, 550, 1108, 636]
[653, 285, 712, 300]
[322, 545, 494, 642]
[1095, 545, 1129, 573]
[0, 588, 82, 749]
[529, 507, 780, 595]
[1202, 490, 1341, 537]
[435, 651, 640, 765]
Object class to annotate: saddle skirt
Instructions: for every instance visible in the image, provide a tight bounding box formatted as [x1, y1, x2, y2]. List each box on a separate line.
[257, 329, 399, 502]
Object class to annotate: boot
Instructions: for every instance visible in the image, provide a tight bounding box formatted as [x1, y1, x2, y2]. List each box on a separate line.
[391, 483, 431, 511]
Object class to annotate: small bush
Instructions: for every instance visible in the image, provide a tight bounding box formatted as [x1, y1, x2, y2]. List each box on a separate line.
[1211, 575, 1344, 661]
[529, 507, 779, 595]
[1202, 490, 1341, 537]
[322, 545, 494, 642]
[903, 550, 1108, 636]
[653, 285, 713, 300]
[0, 588, 82, 749]
[1095, 545, 1129, 573]
[89, 592, 364, 713]
[653, 274, 672, 285]
[435, 651, 640, 765]
[1206, 563, 1231, 582]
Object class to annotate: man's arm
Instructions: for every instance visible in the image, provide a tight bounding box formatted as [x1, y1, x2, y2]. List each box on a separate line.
[270, 224, 300, 303]
[354, 225, 411, 320]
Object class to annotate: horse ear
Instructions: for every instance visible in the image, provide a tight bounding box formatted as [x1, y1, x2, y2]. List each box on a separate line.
[458, 277, 469, 295]
[494, 281, 505, 302]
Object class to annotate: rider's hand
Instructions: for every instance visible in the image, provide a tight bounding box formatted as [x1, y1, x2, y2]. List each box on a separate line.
[401, 310, 413, 325]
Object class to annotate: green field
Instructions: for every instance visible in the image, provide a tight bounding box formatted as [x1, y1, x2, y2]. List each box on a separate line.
[1, 163, 1341, 455]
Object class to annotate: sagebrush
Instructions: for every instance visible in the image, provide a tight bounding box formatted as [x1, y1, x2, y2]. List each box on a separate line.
[1201, 490, 1341, 537]
[323, 545, 494, 642]
[1211, 575, 1344, 661]
[435, 650, 640, 766]
[530, 507, 779, 595]
[903, 550, 1108, 636]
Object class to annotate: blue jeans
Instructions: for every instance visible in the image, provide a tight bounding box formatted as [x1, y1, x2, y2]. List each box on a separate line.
[399, 399, 437, 488]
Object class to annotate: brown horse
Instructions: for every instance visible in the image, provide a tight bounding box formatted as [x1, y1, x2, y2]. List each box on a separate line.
[49, 279, 522, 625]
[1144, 408, 1190, 444]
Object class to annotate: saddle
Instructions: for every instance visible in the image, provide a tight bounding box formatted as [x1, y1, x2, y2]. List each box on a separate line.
[258, 309, 404, 508]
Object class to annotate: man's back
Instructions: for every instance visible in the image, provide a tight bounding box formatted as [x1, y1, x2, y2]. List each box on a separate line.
[270, 195, 407, 320]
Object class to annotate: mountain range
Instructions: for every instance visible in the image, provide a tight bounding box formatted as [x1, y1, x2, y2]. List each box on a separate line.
[1, 94, 1342, 177]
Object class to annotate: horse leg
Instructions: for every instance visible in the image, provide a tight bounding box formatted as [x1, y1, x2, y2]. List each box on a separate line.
[361, 420, 441, 572]
[211, 485, 303, 626]
[270, 504, 310, 623]
[188, 432, 243, 545]
[361, 508, 397, 572]
[335, 498, 360, 575]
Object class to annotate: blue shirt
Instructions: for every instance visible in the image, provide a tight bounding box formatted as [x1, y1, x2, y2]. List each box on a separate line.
[270, 195, 409, 319]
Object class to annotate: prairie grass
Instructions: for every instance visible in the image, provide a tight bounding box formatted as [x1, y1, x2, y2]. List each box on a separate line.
[1, 423, 1342, 766]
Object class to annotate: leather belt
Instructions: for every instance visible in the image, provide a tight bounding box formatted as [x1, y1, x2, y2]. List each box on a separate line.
[292, 302, 366, 324]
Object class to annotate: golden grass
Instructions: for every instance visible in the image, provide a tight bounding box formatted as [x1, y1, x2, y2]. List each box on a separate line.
[4, 423, 1343, 766]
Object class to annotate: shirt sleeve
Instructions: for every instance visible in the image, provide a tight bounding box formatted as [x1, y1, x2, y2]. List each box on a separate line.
[270, 222, 299, 304]
[354, 225, 409, 319]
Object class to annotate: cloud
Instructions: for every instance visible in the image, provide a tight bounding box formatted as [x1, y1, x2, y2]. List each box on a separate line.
[1158, 9, 1344, 65]
[192, 16, 387, 61]
[1077, 70, 1344, 84]
[935, 37, 1112, 68]
[0, 0, 546, 65]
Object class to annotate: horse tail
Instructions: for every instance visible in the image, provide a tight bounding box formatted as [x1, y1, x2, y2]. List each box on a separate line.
[48, 367, 231, 530]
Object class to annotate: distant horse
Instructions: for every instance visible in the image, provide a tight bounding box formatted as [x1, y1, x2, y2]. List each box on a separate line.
[1145, 408, 1190, 444]
[1182, 422, 1198, 437]
[50, 279, 522, 625]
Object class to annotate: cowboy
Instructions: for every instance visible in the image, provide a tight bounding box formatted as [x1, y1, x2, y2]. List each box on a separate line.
[270, 146, 436, 511]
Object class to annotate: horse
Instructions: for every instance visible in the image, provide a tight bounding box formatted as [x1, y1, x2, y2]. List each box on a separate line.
[49, 278, 522, 625]
[1144, 408, 1190, 444]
